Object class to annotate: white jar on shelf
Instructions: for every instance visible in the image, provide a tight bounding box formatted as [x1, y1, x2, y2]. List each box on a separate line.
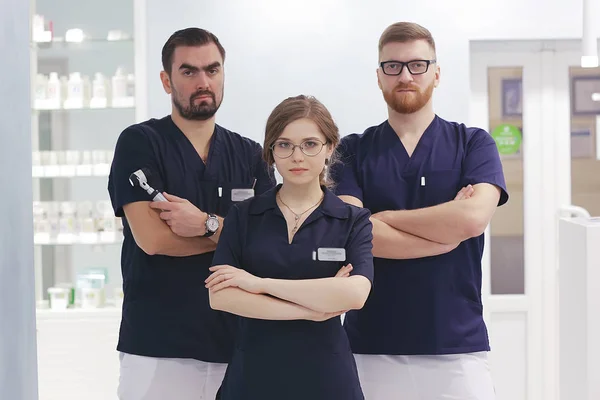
[47, 287, 70, 311]
[91, 73, 108, 109]
[77, 270, 107, 308]
[111, 67, 134, 108]
[80, 287, 105, 309]
[77, 201, 96, 234]
[112, 68, 127, 98]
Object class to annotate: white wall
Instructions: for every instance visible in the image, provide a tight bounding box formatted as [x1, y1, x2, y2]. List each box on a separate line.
[143, 0, 587, 145]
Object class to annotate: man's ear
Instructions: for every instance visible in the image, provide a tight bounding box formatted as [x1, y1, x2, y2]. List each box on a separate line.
[160, 70, 172, 94]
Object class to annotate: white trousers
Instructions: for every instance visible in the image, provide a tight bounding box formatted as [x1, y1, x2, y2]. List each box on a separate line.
[118, 352, 227, 400]
[355, 352, 496, 400]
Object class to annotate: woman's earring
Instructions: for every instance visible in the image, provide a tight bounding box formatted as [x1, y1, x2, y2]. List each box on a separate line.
[325, 158, 330, 166]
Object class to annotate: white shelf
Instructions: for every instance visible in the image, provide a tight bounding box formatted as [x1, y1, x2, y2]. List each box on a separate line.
[33, 37, 134, 45]
[33, 97, 135, 110]
[32, 163, 110, 178]
[34, 232, 123, 245]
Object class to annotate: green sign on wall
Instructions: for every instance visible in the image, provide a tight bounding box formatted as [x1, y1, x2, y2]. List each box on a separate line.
[491, 124, 522, 155]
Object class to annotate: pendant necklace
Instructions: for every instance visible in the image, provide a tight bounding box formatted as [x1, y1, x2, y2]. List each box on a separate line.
[277, 192, 324, 234]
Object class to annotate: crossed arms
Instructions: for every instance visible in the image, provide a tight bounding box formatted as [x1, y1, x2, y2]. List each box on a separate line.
[123, 192, 221, 257]
[340, 183, 501, 260]
[207, 264, 371, 322]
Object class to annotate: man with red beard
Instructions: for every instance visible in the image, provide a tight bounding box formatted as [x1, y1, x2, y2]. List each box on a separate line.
[330, 22, 508, 399]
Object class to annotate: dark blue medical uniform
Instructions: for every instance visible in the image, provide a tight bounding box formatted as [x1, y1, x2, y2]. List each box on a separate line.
[330, 115, 508, 356]
[211, 185, 374, 400]
[107, 115, 275, 363]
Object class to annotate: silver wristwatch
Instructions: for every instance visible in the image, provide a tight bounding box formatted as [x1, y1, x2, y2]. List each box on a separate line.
[203, 213, 219, 237]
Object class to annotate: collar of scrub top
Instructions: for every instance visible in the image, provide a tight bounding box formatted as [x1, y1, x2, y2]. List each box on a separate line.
[249, 184, 350, 220]
[168, 116, 222, 171]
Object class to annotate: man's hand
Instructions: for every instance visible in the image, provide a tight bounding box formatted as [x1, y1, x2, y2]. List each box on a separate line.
[148, 192, 207, 237]
[374, 186, 474, 222]
[454, 185, 474, 201]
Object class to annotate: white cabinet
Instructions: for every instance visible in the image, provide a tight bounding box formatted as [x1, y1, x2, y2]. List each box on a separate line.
[558, 217, 600, 400]
[36, 309, 122, 400]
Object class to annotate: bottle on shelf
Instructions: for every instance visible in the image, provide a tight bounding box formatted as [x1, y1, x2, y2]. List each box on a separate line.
[34, 74, 47, 106]
[45, 72, 62, 109]
[60, 75, 69, 103]
[32, 14, 52, 43]
[90, 73, 108, 109]
[65, 72, 90, 109]
[126, 73, 135, 98]
[57, 202, 77, 243]
[111, 67, 134, 108]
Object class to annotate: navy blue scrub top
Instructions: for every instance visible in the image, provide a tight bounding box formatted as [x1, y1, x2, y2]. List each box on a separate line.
[107, 115, 276, 363]
[330, 115, 509, 356]
[212, 185, 374, 400]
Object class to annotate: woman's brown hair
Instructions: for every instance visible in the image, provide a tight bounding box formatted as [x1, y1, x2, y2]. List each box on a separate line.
[263, 95, 340, 187]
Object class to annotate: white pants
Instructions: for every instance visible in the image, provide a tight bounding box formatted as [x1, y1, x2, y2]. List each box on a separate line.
[355, 352, 496, 400]
[118, 352, 227, 400]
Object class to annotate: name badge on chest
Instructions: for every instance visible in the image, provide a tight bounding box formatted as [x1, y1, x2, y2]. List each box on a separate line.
[314, 248, 346, 262]
[231, 188, 254, 202]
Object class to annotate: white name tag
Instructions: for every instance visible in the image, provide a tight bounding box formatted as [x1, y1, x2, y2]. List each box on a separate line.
[231, 188, 254, 202]
[317, 248, 346, 262]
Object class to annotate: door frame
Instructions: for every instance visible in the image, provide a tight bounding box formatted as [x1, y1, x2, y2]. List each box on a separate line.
[470, 40, 574, 400]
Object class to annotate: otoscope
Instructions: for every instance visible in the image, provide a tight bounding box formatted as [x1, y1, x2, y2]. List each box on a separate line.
[128, 168, 169, 202]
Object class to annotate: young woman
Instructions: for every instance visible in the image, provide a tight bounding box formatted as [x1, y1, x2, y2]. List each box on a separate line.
[205, 95, 374, 400]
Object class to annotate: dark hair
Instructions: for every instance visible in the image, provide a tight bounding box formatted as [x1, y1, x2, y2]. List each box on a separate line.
[161, 27, 226, 75]
[378, 22, 436, 57]
[263, 95, 340, 188]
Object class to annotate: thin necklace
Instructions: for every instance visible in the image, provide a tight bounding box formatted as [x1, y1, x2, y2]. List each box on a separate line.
[277, 191, 324, 234]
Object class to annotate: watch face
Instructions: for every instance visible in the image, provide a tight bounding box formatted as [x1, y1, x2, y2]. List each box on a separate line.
[206, 217, 219, 232]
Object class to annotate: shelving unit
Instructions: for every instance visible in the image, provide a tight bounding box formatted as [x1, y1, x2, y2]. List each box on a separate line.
[30, 1, 141, 311]
[30, 1, 148, 399]
[32, 164, 111, 178]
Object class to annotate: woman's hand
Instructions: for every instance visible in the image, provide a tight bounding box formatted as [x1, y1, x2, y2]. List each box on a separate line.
[205, 265, 264, 294]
